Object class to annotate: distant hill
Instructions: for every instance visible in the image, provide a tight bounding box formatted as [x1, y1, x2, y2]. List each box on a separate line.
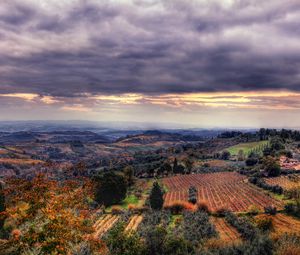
[116, 130, 203, 145]
[0, 131, 111, 144]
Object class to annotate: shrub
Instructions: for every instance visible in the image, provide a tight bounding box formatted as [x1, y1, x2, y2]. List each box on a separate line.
[272, 185, 283, 194]
[285, 202, 297, 214]
[215, 207, 228, 217]
[285, 200, 300, 217]
[274, 234, 300, 255]
[242, 234, 273, 255]
[163, 235, 194, 255]
[250, 177, 283, 195]
[284, 188, 300, 200]
[128, 204, 149, 214]
[111, 205, 124, 215]
[181, 211, 217, 243]
[264, 205, 277, 215]
[196, 200, 210, 213]
[249, 177, 258, 184]
[225, 211, 257, 240]
[128, 203, 137, 211]
[164, 201, 195, 214]
[105, 222, 144, 255]
[137, 211, 171, 240]
[246, 157, 259, 166]
[255, 215, 273, 232]
[70, 241, 92, 255]
[248, 205, 260, 215]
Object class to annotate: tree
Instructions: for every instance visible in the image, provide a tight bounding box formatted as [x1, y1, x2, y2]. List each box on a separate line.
[173, 158, 185, 174]
[238, 150, 245, 161]
[183, 158, 193, 174]
[173, 158, 178, 173]
[123, 166, 135, 186]
[246, 152, 259, 166]
[263, 157, 281, 177]
[246, 157, 259, 166]
[149, 182, 164, 210]
[94, 172, 127, 206]
[188, 186, 197, 204]
[221, 150, 231, 160]
[157, 162, 172, 176]
[0, 183, 5, 230]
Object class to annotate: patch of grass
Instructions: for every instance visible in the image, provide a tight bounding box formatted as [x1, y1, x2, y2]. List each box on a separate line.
[120, 194, 140, 209]
[225, 140, 269, 156]
[105, 194, 140, 212]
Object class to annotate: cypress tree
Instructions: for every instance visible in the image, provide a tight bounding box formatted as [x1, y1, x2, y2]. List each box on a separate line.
[173, 158, 178, 173]
[188, 186, 197, 204]
[149, 182, 164, 210]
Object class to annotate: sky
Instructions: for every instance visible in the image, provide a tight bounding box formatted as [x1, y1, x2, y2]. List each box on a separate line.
[0, 0, 300, 128]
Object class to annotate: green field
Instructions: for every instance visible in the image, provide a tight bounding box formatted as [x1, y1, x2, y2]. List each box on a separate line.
[225, 140, 269, 156]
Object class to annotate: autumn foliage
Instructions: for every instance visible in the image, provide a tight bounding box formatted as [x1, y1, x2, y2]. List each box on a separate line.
[2, 174, 105, 254]
[164, 201, 195, 214]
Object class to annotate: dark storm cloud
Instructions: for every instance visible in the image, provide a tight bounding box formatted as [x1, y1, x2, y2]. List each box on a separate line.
[0, 0, 300, 97]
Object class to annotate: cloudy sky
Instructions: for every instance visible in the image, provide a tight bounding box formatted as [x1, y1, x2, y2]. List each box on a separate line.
[1, 0, 300, 128]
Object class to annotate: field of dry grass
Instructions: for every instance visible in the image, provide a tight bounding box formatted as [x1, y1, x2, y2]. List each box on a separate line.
[264, 175, 300, 190]
[255, 213, 300, 237]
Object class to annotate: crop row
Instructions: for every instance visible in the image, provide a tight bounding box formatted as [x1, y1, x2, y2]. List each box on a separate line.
[163, 172, 246, 191]
[163, 173, 283, 212]
[93, 214, 121, 238]
[93, 214, 145, 239]
[210, 217, 240, 243]
[124, 215, 143, 232]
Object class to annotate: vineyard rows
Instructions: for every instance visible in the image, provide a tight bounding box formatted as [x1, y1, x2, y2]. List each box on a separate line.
[264, 175, 300, 190]
[163, 172, 245, 190]
[163, 172, 283, 212]
[125, 215, 143, 232]
[93, 214, 144, 238]
[93, 215, 120, 238]
[211, 217, 240, 243]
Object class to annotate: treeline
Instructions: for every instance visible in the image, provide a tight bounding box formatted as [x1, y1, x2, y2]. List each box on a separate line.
[219, 128, 300, 141]
[249, 177, 283, 195]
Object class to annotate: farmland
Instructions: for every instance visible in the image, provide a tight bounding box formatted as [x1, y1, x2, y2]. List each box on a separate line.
[125, 215, 144, 232]
[255, 213, 300, 236]
[225, 140, 269, 156]
[210, 217, 241, 243]
[264, 175, 300, 190]
[163, 172, 283, 212]
[93, 214, 121, 238]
